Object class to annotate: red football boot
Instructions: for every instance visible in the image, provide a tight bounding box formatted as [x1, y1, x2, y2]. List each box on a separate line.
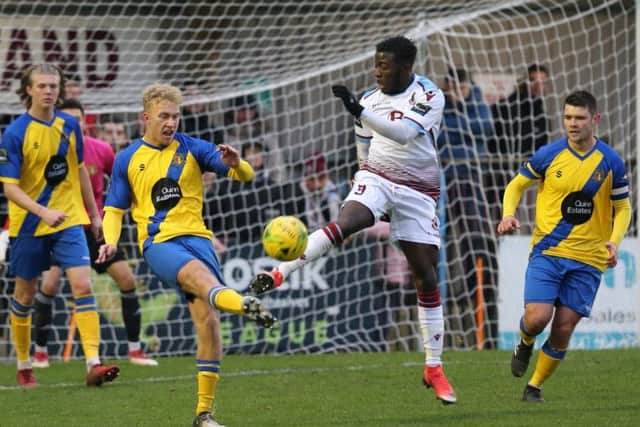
[17, 368, 38, 388]
[422, 365, 457, 404]
[249, 269, 284, 294]
[86, 364, 120, 386]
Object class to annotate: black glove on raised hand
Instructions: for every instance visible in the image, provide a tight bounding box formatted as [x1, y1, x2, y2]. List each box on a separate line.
[332, 85, 364, 118]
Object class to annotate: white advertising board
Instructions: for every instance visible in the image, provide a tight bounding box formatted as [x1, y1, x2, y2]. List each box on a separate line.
[498, 236, 639, 349]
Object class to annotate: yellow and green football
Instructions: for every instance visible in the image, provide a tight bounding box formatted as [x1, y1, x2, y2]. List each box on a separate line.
[262, 216, 308, 261]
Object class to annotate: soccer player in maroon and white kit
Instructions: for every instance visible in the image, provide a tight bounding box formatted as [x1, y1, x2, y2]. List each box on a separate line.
[250, 36, 456, 404]
[31, 98, 157, 368]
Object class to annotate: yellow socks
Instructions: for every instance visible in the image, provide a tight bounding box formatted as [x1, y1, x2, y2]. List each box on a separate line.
[530, 340, 566, 388]
[196, 360, 221, 415]
[74, 295, 101, 362]
[208, 287, 244, 314]
[10, 298, 32, 364]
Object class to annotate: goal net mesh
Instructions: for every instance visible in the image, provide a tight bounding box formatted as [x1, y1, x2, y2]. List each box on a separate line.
[0, 0, 635, 360]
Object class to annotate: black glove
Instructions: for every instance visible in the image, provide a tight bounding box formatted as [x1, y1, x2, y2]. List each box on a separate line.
[332, 85, 364, 118]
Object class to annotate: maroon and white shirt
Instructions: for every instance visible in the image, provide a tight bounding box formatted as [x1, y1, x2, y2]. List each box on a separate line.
[355, 74, 444, 200]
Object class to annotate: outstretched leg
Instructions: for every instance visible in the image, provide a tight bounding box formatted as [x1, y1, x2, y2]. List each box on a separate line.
[178, 259, 276, 328]
[251, 201, 374, 294]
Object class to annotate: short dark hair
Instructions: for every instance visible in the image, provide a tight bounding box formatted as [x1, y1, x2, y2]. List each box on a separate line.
[564, 90, 597, 115]
[99, 113, 126, 126]
[527, 63, 549, 76]
[445, 67, 469, 83]
[241, 141, 264, 157]
[232, 94, 257, 108]
[59, 98, 84, 115]
[375, 36, 417, 67]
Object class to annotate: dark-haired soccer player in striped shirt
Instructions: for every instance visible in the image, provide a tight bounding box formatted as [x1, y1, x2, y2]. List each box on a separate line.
[498, 90, 631, 402]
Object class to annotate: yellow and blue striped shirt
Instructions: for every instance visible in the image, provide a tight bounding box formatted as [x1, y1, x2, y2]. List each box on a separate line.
[104, 133, 253, 252]
[0, 111, 88, 237]
[518, 137, 629, 271]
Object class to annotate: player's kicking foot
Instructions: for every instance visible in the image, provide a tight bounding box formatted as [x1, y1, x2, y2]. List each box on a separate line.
[32, 351, 50, 368]
[511, 340, 534, 377]
[242, 296, 277, 328]
[16, 368, 38, 388]
[192, 412, 226, 427]
[86, 364, 120, 386]
[249, 269, 283, 294]
[522, 384, 544, 402]
[128, 349, 159, 366]
[422, 365, 457, 404]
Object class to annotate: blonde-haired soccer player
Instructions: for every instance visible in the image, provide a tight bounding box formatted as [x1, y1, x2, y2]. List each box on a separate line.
[0, 64, 119, 387]
[498, 90, 631, 402]
[97, 82, 275, 427]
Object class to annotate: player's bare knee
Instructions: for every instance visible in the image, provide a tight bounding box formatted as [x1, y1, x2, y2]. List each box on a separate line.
[14, 280, 38, 305]
[413, 275, 438, 293]
[550, 322, 576, 343]
[524, 314, 551, 334]
[115, 274, 136, 292]
[70, 281, 93, 296]
[177, 260, 215, 294]
[337, 202, 374, 237]
[41, 280, 61, 295]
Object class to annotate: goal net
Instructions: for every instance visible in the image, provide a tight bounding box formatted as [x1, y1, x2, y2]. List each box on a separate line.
[0, 0, 636, 360]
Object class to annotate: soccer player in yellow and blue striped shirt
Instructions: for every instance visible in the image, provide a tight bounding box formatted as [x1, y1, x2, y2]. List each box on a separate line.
[96, 83, 275, 427]
[497, 90, 631, 402]
[0, 64, 119, 387]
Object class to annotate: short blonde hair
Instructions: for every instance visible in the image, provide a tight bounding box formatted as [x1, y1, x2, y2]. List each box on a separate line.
[142, 83, 182, 112]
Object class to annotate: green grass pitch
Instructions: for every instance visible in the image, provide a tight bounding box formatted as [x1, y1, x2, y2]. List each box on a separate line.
[1, 349, 638, 426]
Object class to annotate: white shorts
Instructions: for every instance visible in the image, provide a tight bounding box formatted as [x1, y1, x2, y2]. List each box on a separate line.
[344, 170, 440, 247]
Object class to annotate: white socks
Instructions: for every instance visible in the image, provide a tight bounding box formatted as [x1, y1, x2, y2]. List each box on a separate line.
[418, 305, 444, 367]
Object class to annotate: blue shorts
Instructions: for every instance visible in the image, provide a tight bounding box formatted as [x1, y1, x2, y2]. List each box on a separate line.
[143, 235, 224, 287]
[9, 225, 90, 280]
[524, 254, 602, 317]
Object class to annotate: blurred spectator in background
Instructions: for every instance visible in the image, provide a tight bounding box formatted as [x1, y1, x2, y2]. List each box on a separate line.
[64, 78, 83, 99]
[63, 77, 98, 137]
[438, 67, 494, 160]
[362, 220, 418, 351]
[224, 94, 286, 183]
[98, 114, 130, 152]
[492, 64, 550, 158]
[284, 153, 341, 232]
[490, 64, 550, 233]
[181, 79, 224, 144]
[438, 67, 497, 348]
[206, 141, 282, 245]
[437, 67, 493, 236]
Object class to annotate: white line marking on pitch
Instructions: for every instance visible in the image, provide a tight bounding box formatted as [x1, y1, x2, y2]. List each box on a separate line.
[0, 359, 506, 391]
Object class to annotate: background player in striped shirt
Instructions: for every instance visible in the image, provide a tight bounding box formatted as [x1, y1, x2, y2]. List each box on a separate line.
[31, 98, 157, 368]
[497, 90, 631, 402]
[0, 64, 119, 387]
